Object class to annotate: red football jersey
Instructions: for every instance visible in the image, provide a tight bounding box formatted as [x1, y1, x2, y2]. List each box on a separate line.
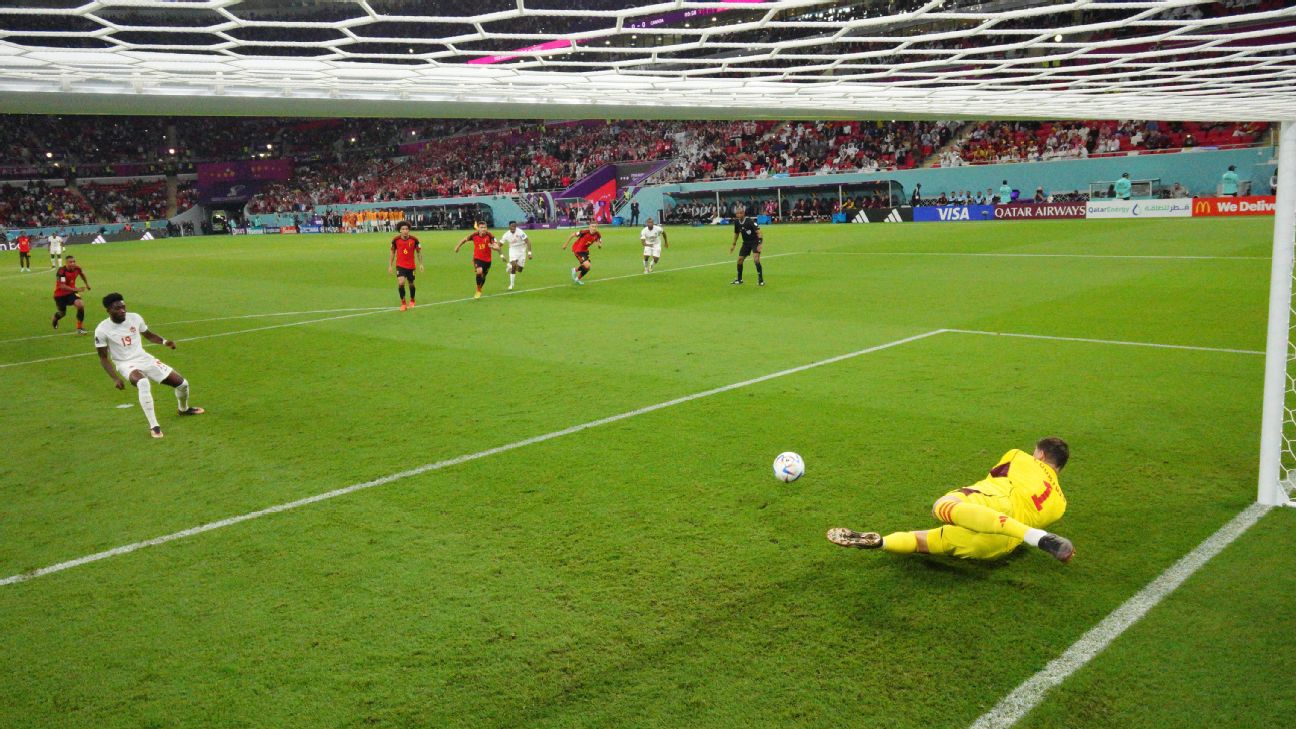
[471, 231, 495, 262]
[391, 235, 420, 269]
[53, 265, 81, 296]
[17, 235, 30, 253]
[571, 230, 601, 253]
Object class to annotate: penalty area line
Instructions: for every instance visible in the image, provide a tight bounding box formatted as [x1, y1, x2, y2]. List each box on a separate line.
[0, 254, 800, 369]
[817, 251, 1267, 261]
[0, 323, 933, 588]
[946, 329, 1263, 356]
[969, 502, 1272, 729]
[0, 306, 393, 346]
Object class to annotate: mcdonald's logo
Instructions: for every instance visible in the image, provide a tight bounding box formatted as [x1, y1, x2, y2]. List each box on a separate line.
[1192, 196, 1276, 217]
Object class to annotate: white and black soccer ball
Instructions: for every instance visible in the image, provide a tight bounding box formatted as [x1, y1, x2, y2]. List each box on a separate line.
[772, 452, 805, 483]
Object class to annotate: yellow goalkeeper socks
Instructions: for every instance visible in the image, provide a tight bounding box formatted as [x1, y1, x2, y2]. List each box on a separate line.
[881, 531, 918, 554]
[937, 498, 1030, 540]
[884, 529, 958, 556]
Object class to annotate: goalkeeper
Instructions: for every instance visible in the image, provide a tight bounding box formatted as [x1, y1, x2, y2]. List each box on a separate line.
[827, 437, 1074, 563]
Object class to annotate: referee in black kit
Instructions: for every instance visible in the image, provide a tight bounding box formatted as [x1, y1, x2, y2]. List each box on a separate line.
[728, 204, 764, 286]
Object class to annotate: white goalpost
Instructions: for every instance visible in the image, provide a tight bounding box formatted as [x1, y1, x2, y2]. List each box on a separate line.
[1258, 120, 1296, 507]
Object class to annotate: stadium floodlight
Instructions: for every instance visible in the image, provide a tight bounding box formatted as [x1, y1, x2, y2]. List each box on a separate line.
[0, 0, 1294, 505]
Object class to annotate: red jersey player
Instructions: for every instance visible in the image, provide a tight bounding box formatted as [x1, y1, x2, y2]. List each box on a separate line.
[562, 222, 603, 285]
[16, 232, 31, 272]
[52, 254, 91, 334]
[454, 221, 501, 299]
[387, 221, 423, 310]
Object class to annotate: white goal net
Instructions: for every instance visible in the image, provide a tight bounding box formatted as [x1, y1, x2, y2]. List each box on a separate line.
[0, 1, 1294, 120]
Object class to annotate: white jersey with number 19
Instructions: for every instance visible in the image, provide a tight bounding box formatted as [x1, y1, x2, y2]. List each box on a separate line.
[94, 312, 149, 364]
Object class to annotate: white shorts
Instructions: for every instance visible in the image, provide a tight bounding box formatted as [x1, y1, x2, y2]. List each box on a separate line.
[508, 247, 528, 264]
[115, 356, 174, 383]
[643, 244, 662, 258]
[49, 244, 63, 254]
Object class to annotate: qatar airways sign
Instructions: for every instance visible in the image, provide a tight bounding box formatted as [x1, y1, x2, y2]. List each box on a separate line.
[994, 203, 1087, 220]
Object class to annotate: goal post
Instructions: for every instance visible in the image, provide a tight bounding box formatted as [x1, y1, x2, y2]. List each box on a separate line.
[1258, 120, 1296, 507]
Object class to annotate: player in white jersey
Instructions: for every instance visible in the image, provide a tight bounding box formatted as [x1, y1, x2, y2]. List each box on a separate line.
[47, 233, 64, 268]
[499, 221, 532, 291]
[639, 218, 668, 273]
[94, 292, 204, 439]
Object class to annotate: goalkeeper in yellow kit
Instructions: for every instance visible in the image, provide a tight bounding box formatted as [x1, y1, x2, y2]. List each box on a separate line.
[827, 437, 1074, 563]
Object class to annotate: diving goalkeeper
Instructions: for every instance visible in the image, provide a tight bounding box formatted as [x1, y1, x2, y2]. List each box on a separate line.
[827, 437, 1074, 563]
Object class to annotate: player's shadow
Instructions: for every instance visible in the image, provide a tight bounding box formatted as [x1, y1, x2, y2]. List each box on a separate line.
[890, 547, 1032, 579]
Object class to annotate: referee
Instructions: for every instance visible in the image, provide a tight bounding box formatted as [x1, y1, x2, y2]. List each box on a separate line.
[728, 205, 764, 286]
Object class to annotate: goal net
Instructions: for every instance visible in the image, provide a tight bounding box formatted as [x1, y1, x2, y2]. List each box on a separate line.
[0, 1, 1294, 121]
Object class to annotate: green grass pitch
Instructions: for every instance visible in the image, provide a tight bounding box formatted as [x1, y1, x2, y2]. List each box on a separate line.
[1, 219, 1293, 728]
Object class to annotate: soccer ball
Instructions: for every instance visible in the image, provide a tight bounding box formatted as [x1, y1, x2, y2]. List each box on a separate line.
[773, 452, 805, 483]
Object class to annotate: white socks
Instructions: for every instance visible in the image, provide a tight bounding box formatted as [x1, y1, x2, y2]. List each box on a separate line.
[509, 271, 516, 287]
[1023, 528, 1047, 547]
[137, 378, 159, 429]
[175, 378, 189, 411]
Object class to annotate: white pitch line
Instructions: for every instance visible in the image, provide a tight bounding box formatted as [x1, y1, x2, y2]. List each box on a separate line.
[0, 306, 393, 345]
[819, 251, 1267, 261]
[0, 268, 58, 281]
[970, 502, 1272, 729]
[947, 329, 1263, 356]
[0, 326, 942, 587]
[0, 255, 798, 369]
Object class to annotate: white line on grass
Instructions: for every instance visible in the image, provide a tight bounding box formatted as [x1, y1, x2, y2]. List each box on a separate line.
[818, 252, 1267, 261]
[0, 326, 941, 587]
[947, 329, 1263, 356]
[969, 502, 1273, 729]
[0, 306, 393, 345]
[0, 267, 66, 281]
[0, 254, 800, 369]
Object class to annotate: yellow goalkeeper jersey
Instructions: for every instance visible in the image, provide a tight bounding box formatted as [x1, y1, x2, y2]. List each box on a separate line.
[982, 449, 1066, 529]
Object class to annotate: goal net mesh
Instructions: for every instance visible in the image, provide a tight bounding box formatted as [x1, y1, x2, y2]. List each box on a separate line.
[0, 1, 1293, 120]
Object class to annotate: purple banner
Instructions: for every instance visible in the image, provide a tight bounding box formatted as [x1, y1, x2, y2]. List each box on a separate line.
[198, 159, 292, 204]
[615, 160, 672, 189]
[559, 164, 616, 199]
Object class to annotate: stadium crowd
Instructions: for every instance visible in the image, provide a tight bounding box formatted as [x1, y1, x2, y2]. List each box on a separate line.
[247, 118, 963, 213]
[0, 179, 191, 228]
[0, 111, 1274, 226]
[79, 181, 173, 224]
[935, 120, 1267, 168]
[0, 181, 95, 229]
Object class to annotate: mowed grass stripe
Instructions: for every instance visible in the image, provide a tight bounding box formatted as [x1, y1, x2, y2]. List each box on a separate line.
[0, 329, 945, 587]
[0, 253, 801, 369]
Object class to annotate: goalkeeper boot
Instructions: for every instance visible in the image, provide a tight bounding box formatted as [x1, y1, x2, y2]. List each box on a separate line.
[1038, 533, 1075, 563]
[826, 528, 882, 549]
